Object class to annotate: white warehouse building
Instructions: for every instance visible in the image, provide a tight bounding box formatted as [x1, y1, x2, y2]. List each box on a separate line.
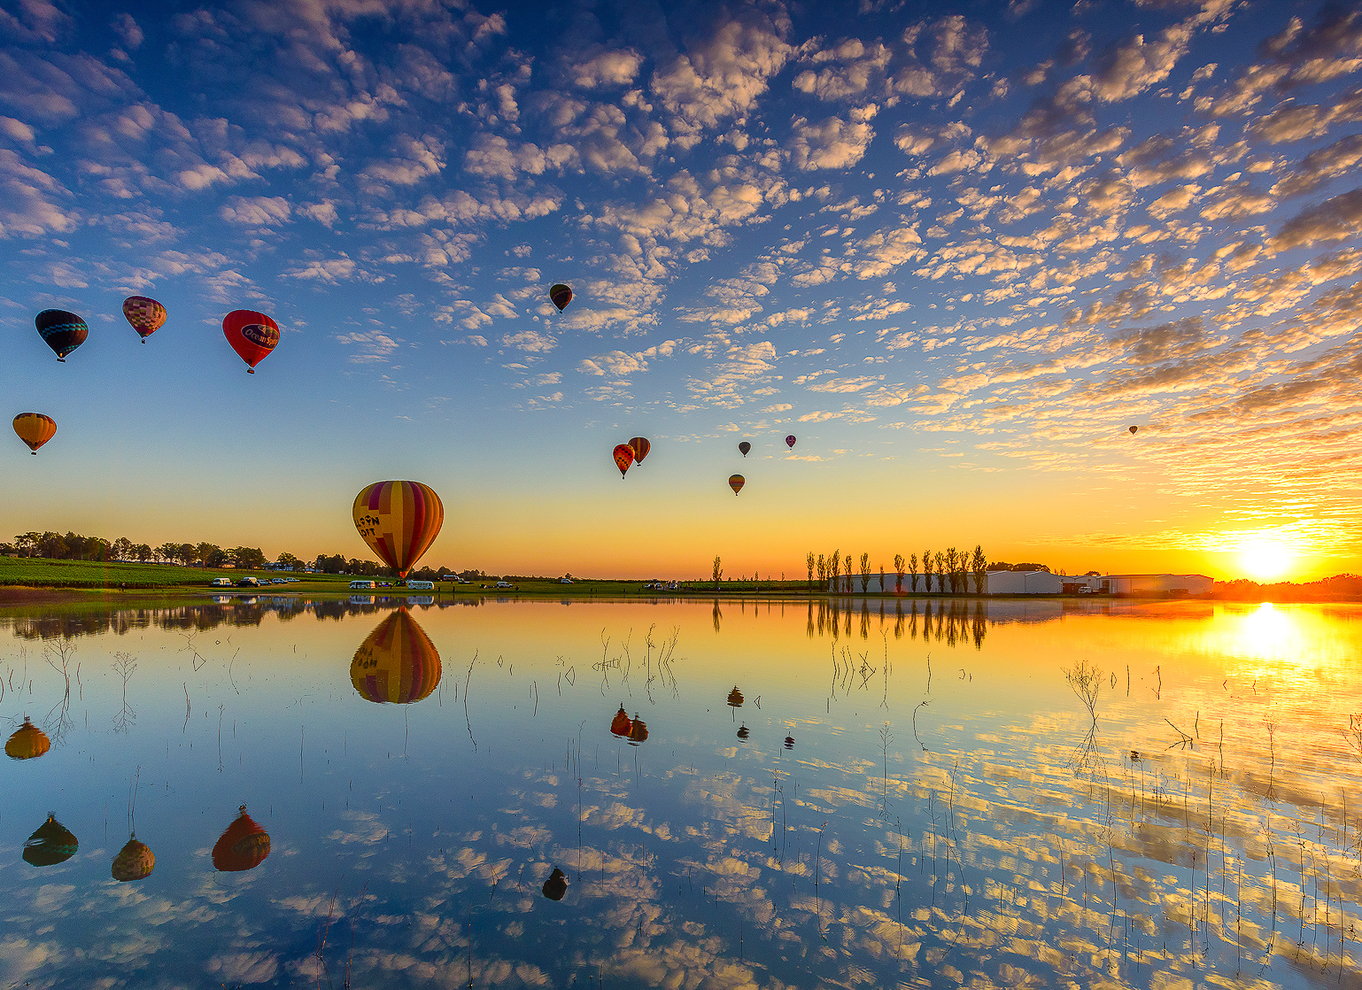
[829, 570, 1212, 596]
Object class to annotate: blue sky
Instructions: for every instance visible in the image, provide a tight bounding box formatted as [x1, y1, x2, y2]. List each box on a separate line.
[2, 0, 1360, 579]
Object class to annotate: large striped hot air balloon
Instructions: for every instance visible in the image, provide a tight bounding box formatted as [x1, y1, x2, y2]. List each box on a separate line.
[728, 474, 745, 495]
[612, 443, 634, 478]
[549, 283, 573, 311]
[13, 413, 56, 455]
[35, 309, 87, 361]
[351, 608, 441, 704]
[352, 480, 444, 579]
[222, 309, 279, 373]
[122, 296, 167, 342]
[628, 436, 650, 464]
[5, 717, 50, 759]
[212, 805, 270, 872]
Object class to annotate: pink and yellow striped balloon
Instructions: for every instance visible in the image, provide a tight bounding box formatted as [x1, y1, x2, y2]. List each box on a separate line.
[352, 480, 444, 578]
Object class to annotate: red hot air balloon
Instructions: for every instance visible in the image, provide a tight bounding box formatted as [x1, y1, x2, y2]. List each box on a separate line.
[628, 437, 651, 464]
[728, 474, 745, 495]
[353, 481, 444, 579]
[1128, 426, 1139, 434]
[549, 283, 573, 311]
[610, 705, 633, 737]
[122, 296, 166, 342]
[35, 310, 88, 362]
[785, 435, 796, 449]
[222, 310, 280, 373]
[613, 443, 635, 478]
[212, 805, 271, 872]
[738, 441, 751, 457]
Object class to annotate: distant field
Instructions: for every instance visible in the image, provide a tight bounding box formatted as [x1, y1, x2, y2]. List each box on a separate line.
[0, 556, 281, 589]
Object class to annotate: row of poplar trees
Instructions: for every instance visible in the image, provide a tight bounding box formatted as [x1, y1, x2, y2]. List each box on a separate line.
[804, 545, 990, 594]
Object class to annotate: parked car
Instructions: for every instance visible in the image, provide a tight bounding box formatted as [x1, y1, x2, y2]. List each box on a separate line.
[237, 577, 259, 587]
[495, 581, 514, 589]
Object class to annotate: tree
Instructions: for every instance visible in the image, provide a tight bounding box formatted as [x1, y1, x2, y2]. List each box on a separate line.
[133, 543, 152, 562]
[806, 551, 815, 591]
[894, 554, 905, 594]
[276, 552, 302, 571]
[843, 554, 851, 592]
[858, 552, 871, 593]
[908, 553, 919, 593]
[970, 545, 988, 593]
[945, 548, 959, 593]
[712, 555, 723, 588]
[933, 552, 945, 593]
[922, 548, 932, 593]
[830, 548, 840, 590]
[157, 542, 180, 564]
[112, 537, 133, 561]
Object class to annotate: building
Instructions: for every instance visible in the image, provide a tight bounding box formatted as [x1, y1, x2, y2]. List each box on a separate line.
[828, 570, 1212, 596]
[1099, 573, 1214, 596]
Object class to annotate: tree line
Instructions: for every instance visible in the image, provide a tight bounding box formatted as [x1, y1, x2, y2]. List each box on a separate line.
[802, 546, 1054, 593]
[1, 530, 458, 581]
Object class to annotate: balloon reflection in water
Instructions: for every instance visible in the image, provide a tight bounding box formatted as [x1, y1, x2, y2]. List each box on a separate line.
[542, 867, 568, 901]
[112, 836, 155, 882]
[6, 717, 50, 759]
[784, 735, 795, 749]
[627, 716, 648, 745]
[609, 705, 632, 738]
[351, 608, 442, 704]
[726, 686, 744, 708]
[736, 724, 750, 740]
[23, 815, 77, 867]
[213, 805, 271, 872]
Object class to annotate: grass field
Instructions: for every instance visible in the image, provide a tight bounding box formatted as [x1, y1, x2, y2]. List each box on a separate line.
[0, 557, 827, 598]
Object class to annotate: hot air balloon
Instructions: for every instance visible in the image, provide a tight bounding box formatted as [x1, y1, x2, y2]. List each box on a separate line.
[35, 310, 87, 362]
[613, 443, 635, 478]
[352, 481, 444, 579]
[627, 716, 648, 745]
[112, 836, 155, 882]
[542, 867, 568, 900]
[726, 686, 744, 708]
[351, 608, 441, 704]
[785, 435, 796, 449]
[728, 474, 745, 495]
[549, 283, 573, 311]
[212, 805, 270, 872]
[13, 413, 56, 455]
[610, 705, 633, 737]
[222, 309, 280, 373]
[122, 296, 166, 342]
[6, 717, 50, 759]
[783, 735, 795, 749]
[736, 724, 750, 740]
[1128, 426, 1139, 434]
[738, 441, 751, 457]
[628, 436, 651, 464]
[23, 815, 77, 867]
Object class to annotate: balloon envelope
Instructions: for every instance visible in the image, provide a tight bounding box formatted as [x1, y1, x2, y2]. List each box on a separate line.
[24, 815, 77, 867]
[13, 413, 56, 454]
[785, 435, 796, 449]
[351, 608, 441, 704]
[628, 436, 651, 464]
[35, 310, 87, 361]
[613, 443, 635, 478]
[549, 283, 573, 311]
[112, 837, 155, 882]
[1128, 425, 1139, 434]
[122, 296, 166, 341]
[353, 481, 444, 579]
[5, 717, 50, 759]
[610, 705, 633, 737]
[728, 474, 745, 495]
[222, 310, 279, 373]
[738, 441, 751, 456]
[213, 806, 270, 872]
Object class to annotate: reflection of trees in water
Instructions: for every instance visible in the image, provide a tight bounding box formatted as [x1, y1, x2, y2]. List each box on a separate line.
[808, 598, 990, 650]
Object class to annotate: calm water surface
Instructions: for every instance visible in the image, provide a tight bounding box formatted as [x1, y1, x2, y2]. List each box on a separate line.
[2, 596, 1361, 989]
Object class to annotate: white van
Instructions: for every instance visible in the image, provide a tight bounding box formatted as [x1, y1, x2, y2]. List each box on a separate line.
[210, 577, 232, 587]
[405, 580, 434, 590]
[349, 579, 376, 590]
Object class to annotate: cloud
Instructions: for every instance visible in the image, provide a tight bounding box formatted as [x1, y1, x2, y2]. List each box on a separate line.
[219, 195, 291, 226]
[500, 330, 556, 354]
[788, 114, 874, 170]
[1272, 187, 1362, 252]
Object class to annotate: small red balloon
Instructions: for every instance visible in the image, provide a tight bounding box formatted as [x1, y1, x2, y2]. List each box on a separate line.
[223, 310, 280, 373]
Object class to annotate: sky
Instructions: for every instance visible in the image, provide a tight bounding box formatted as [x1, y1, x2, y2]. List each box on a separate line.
[2, 0, 1360, 582]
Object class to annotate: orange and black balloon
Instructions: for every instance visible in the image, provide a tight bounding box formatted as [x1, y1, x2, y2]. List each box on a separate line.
[613, 443, 635, 478]
[112, 836, 155, 881]
[728, 474, 745, 495]
[627, 716, 648, 745]
[13, 413, 56, 455]
[6, 716, 50, 759]
[122, 296, 166, 342]
[610, 705, 633, 737]
[726, 686, 744, 708]
[628, 437, 651, 464]
[212, 805, 271, 872]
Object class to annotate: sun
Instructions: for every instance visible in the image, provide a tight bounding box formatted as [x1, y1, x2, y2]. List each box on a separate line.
[1235, 536, 1296, 582]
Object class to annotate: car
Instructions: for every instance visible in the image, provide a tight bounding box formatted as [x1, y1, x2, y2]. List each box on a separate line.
[495, 581, 513, 589]
[237, 577, 259, 587]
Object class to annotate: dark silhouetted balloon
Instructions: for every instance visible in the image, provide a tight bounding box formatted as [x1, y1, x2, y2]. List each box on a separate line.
[785, 435, 796, 449]
[5, 717, 49, 759]
[122, 296, 166, 342]
[627, 715, 648, 744]
[738, 441, 751, 456]
[213, 805, 270, 872]
[351, 608, 441, 704]
[736, 724, 749, 740]
[549, 284, 573, 311]
[1128, 425, 1139, 434]
[353, 481, 444, 579]
[784, 736, 795, 749]
[35, 310, 87, 362]
[24, 815, 77, 867]
[628, 436, 650, 464]
[727, 686, 744, 708]
[13, 413, 56, 455]
[112, 836, 155, 882]
[728, 474, 745, 495]
[543, 867, 567, 900]
[613, 443, 635, 478]
[222, 309, 279, 373]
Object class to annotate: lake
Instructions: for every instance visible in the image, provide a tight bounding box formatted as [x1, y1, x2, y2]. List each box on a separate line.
[2, 595, 1361, 988]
